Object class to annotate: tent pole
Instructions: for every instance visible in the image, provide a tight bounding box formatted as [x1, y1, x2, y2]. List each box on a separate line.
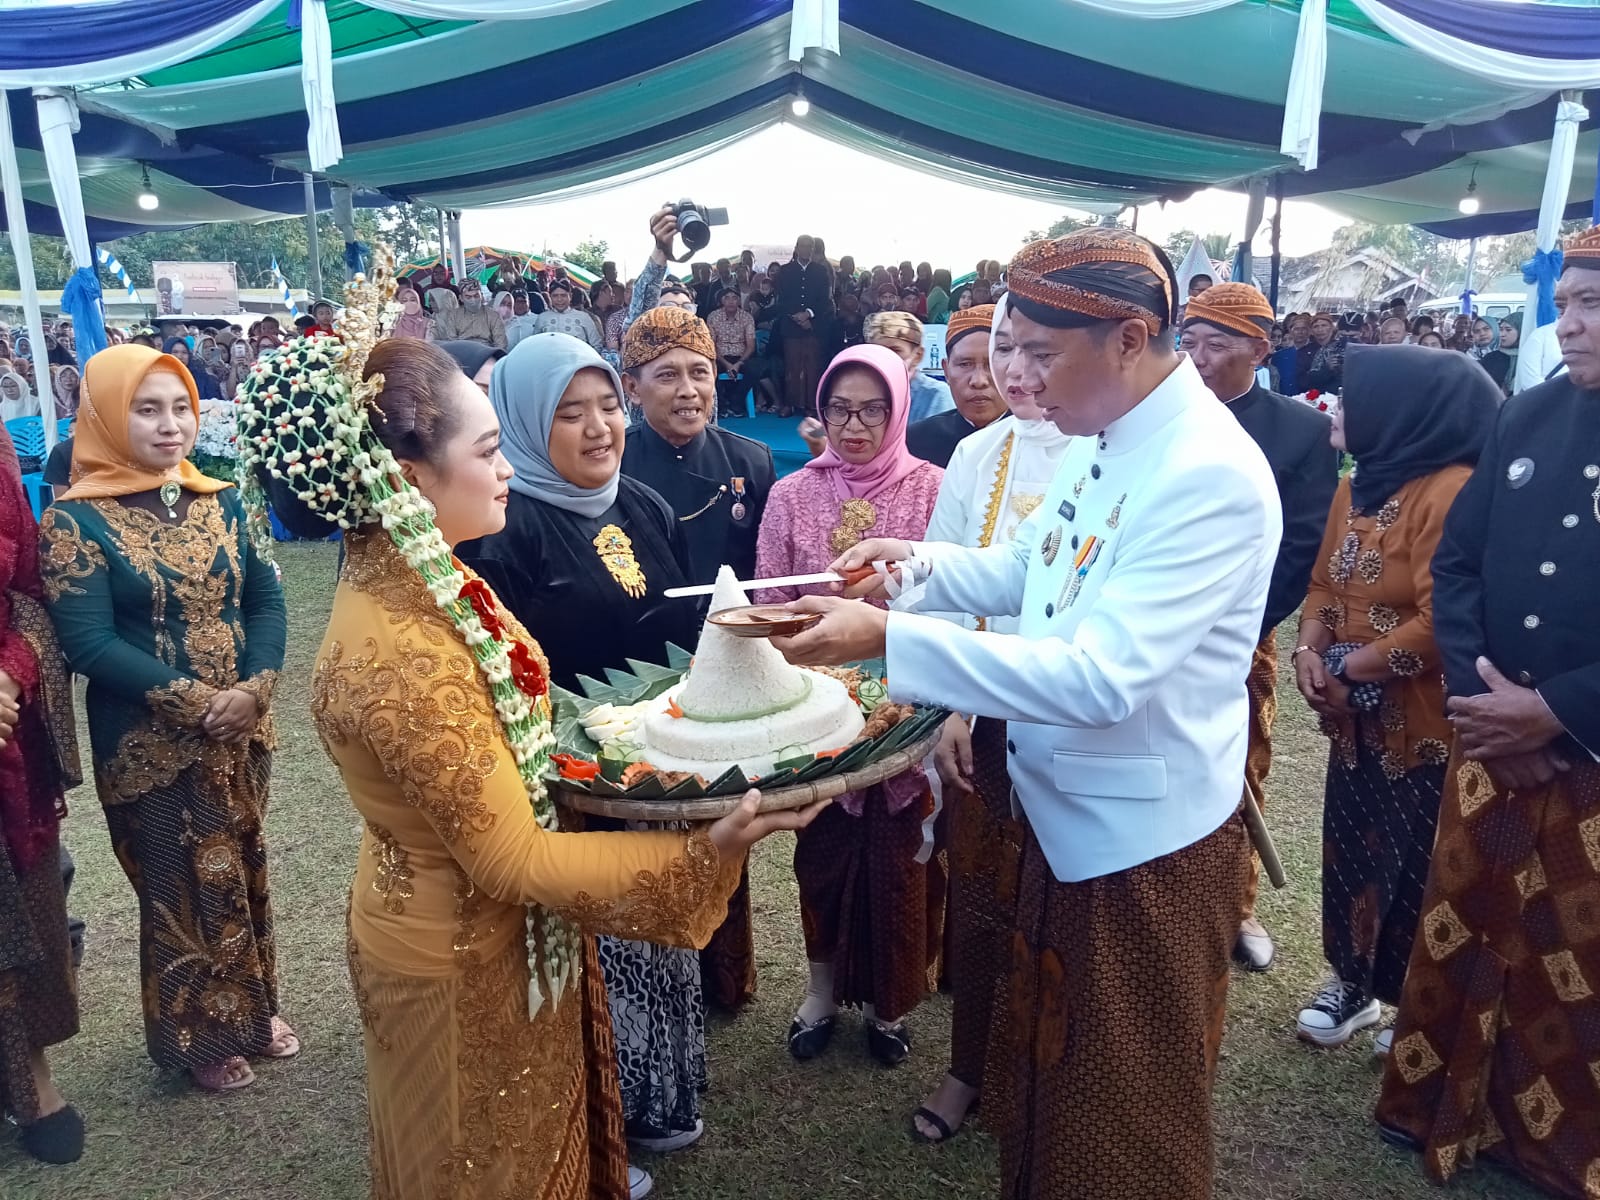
[0, 91, 52, 450]
[437, 207, 448, 260]
[1520, 89, 1589, 355]
[449, 212, 466, 285]
[304, 174, 324, 305]
[1269, 178, 1283, 312]
[1463, 237, 1478, 312]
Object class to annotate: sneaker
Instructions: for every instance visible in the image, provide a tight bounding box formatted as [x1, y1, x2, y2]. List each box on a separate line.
[629, 1119, 704, 1154]
[1296, 978, 1381, 1047]
[1373, 1026, 1394, 1058]
[628, 1165, 654, 1200]
[1233, 917, 1275, 972]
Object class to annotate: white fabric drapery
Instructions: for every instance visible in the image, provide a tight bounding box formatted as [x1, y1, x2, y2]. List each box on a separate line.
[789, 0, 841, 61]
[1281, 0, 1327, 171]
[34, 90, 92, 271]
[300, 0, 343, 173]
[1520, 95, 1589, 351]
[1350, 0, 1600, 91]
[0, 90, 54, 451]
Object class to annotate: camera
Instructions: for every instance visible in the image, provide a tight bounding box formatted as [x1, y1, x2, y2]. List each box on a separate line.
[670, 199, 729, 254]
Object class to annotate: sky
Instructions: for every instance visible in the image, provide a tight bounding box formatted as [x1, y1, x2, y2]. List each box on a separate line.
[461, 122, 1353, 278]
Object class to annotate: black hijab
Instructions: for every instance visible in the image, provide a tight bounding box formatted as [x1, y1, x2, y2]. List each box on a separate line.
[1342, 343, 1500, 513]
[437, 340, 505, 381]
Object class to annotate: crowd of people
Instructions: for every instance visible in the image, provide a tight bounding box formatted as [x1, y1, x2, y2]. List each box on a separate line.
[1261, 298, 1530, 397]
[0, 214, 1596, 1200]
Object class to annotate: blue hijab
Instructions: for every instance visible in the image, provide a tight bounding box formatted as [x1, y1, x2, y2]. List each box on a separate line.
[492, 332, 625, 518]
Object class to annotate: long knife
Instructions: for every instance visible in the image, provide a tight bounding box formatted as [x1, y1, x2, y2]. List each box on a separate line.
[663, 564, 882, 599]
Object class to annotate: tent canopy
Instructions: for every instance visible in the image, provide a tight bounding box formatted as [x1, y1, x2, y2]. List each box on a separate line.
[2, 0, 1598, 236]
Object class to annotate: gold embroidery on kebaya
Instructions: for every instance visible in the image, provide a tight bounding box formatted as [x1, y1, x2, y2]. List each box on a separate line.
[438, 863, 580, 1198]
[560, 830, 736, 948]
[37, 507, 104, 601]
[313, 635, 500, 851]
[148, 678, 218, 725]
[366, 822, 415, 915]
[345, 924, 391, 1052]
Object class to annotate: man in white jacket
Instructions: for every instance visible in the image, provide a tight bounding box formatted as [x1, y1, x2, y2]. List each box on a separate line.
[775, 229, 1280, 1200]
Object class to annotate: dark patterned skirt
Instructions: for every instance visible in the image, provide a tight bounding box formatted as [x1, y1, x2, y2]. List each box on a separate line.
[0, 830, 78, 1123]
[947, 717, 1021, 1091]
[1376, 754, 1600, 1199]
[698, 865, 756, 1011]
[1321, 739, 1444, 1005]
[989, 811, 1249, 1200]
[101, 744, 278, 1070]
[794, 776, 935, 1024]
[596, 933, 707, 1139]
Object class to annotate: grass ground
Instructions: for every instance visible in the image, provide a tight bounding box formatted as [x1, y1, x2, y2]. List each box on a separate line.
[0, 540, 1544, 1200]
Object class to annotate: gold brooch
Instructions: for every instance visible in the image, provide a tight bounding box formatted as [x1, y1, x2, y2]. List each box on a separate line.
[594, 524, 648, 599]
[830, 497, 878, 554]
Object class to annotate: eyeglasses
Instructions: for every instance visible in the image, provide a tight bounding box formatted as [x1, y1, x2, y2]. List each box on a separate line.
[822, 401, 891, 428]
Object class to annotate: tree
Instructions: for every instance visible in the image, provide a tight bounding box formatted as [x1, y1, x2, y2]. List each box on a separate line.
[559, 238, 610, 274]
[0, 202, 439, 302]
[1022, 212, 1105, 242]
[1162, 229, 1232, 266]
[0, 234, 73, 290]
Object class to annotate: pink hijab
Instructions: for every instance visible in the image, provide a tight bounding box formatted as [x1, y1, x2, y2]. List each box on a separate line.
[804, 343, 924, 501]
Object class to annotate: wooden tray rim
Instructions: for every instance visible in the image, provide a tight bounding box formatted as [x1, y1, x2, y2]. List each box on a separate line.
[551, 726, 943, 821]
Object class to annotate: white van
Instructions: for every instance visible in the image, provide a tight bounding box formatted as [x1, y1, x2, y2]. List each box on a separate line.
[1415, 292, 1526, 324]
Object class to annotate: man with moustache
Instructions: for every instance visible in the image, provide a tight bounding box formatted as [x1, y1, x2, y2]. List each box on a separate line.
[771, 229, 1280, 1200]
[907, 305, 1009, 468]
[1181, 283, 1340, 971]
[619, 304, 776, 1012]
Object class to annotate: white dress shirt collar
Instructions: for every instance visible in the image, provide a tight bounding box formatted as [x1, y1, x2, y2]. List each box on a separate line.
[1095, 354, 1205, 459]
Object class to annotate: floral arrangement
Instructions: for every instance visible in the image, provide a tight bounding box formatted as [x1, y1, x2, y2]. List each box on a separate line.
[189, 400, 241, 483]
[233, 247, 580, 1018]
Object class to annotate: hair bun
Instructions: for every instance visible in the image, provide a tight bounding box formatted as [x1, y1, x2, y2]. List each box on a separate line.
[236, 335, 373, 545]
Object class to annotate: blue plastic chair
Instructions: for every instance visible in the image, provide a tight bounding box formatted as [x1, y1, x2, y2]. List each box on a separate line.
[5, 416, 49, 519]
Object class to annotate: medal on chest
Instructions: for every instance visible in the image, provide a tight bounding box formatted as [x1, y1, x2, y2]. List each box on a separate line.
[730, 475, 748, 523]
[1056, 535, 1103, 612]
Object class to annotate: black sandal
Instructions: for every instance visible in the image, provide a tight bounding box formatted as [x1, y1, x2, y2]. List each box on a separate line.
[20, 1104, 85, 1165]
[910, 1107, 955, 1144]
[866, 1021, 912, 1067]
[787, 1014, 835, 1061]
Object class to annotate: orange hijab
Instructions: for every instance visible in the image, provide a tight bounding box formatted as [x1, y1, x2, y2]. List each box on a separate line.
[59, 344, 231, 501]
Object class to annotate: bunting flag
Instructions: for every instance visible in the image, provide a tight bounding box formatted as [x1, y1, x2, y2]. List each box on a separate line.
[95, 245, 139, 301]
[271, 257, 300, 318]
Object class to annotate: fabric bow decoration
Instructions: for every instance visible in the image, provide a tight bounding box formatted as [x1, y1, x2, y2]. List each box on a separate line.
[1522, 248, 1563, 328]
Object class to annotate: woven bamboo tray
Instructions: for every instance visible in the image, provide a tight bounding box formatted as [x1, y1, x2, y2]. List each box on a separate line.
[552, 723, 943, 821]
